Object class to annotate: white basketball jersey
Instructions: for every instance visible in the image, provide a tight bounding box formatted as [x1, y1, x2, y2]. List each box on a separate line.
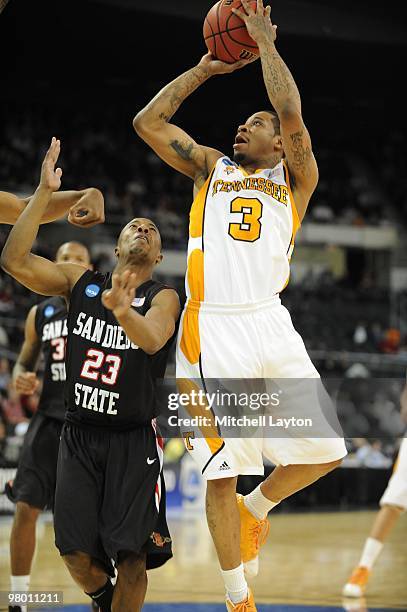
[185, 157, 301, 306]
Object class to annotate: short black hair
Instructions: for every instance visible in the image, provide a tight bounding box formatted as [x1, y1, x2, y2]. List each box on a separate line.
[261, 110, 281, 135]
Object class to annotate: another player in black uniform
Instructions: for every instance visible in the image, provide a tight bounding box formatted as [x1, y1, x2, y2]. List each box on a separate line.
[1, 138, 180, 612]
[5, 241, 91, 612]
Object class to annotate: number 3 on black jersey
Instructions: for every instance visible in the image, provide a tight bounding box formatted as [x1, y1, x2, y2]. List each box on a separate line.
[228, 197, 263, 243]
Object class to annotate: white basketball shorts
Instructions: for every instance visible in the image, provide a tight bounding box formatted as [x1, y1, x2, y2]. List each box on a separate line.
[176, 295, 347, 480]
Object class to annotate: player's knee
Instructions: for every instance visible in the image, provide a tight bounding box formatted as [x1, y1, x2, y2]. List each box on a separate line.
[63, 551, 93, 578]
[207, 476, 237, 498]
[15, 501, 40, 523]
[382, 502, 405, 514]
[117, 551, 146, 584]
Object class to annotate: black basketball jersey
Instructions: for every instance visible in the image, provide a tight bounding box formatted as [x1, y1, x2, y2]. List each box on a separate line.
[65, 270, 177, 431]
[34, 296, 68, 421]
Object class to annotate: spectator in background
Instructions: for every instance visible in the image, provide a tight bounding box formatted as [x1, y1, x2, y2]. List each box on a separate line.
[1, 384, 27, 426]
[355, 440, 392, 469]
[0, 357, 11, 390]
[0, 415, 7, 466]
[379, 328, 400, 354]
[0, 324, 9, 347]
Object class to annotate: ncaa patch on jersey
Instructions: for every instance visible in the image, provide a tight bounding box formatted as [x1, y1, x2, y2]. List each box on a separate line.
[131, 297, 146, 308]
[85, 284, 100, 298]
[44, 305, 55, 318]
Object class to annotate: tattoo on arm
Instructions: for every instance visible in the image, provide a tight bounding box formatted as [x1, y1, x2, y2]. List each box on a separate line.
[146, 66, 210, 124]
[289, 131, 312, 177]
[261, 47, 301, 111]
[170, 139, 195, 161]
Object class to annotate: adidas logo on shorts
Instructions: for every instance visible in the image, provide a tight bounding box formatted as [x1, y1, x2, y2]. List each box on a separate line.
[219, 461, 231, 471]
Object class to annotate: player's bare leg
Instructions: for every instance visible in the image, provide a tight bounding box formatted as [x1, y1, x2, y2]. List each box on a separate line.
[112, 551, 147, 612]
[259, 459, 342, 502]
[240, 460, 342, 578]
[370, 503, 404, 542]
[206, 477, 240, 568]
[63, 551, 107, 592]
[63, 551, 113, 610]
[207, 477, 254, 607]
[343, 503, 404, 597]
[10, 502, 41, 576]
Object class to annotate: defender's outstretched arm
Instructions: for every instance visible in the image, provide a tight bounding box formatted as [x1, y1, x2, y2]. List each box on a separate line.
[1, 139, 86, 296]
[0, 188, 104, 226]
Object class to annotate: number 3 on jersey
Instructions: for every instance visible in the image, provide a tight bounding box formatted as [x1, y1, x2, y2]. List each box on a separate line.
[228, 197, 263, 243]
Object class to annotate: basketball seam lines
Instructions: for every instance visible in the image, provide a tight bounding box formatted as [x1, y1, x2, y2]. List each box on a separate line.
[225, 2, 258, 48]
[224, 30, 258, 49]
[204, 24, 252, 38]
[204, 17, 218, 57]
[215, 0, 236, 63]
[204, 30, 259, 51]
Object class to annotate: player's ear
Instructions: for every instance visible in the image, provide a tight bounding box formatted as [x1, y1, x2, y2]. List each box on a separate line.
[155, 253, 163, 266]
[114, 246, 119, 259]
[274, 135, 283, 152]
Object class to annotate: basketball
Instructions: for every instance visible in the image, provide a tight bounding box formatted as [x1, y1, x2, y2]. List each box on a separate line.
[203, 0, 259, 64]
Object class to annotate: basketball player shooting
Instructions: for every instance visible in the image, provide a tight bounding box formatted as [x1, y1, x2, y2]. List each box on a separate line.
[134, 1, 347, 610]
[1, 138, 180, 612]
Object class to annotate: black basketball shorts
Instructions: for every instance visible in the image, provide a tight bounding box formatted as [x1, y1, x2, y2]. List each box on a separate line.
[5, 412, 63, 510]
[54, 422, 172, 574]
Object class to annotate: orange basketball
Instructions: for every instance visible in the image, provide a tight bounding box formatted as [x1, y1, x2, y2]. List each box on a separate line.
[203, 0, 259, 64]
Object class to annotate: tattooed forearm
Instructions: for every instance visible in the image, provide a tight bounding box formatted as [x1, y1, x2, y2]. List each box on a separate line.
[259, 42, 301, 113]
[290, 131, 313, 177]
[138, 65, 210, 125]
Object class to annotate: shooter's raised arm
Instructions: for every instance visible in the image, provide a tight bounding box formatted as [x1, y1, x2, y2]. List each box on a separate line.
[133, 54, 251, 189]
[234, 0, 318, 218]
[1, 138, 86, 296]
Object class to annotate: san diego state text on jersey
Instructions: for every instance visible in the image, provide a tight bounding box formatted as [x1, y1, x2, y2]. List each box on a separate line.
[35, 296, 68, 420]
[65, 270, 176, 430]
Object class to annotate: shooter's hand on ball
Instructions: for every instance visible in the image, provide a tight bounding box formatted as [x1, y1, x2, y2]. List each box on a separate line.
[102, 270, 138, 319]
[198, 52, 256, 76]
[232, 0, 277, 46]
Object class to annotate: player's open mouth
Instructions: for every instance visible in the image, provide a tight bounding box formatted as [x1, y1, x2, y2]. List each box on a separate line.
[234, 134, 248, 147]
[134, 235, 149, 244]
